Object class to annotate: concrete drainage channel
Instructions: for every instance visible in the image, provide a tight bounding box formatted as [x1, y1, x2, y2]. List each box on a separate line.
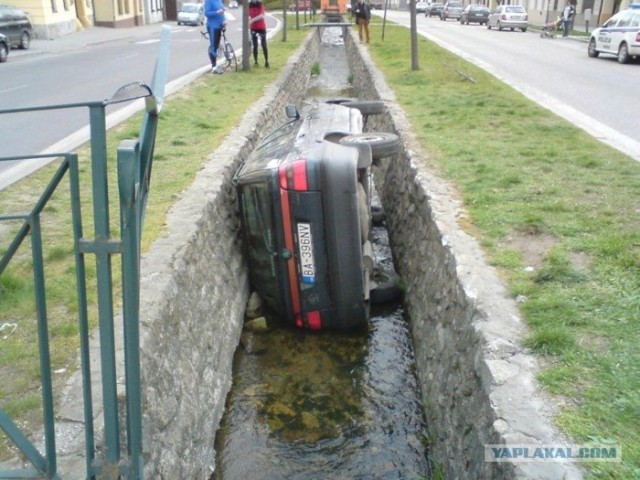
[49, 24, 583, 480]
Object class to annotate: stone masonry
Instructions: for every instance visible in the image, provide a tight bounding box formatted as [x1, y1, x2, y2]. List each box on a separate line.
[43, 24, 584, 480]
[344, 28, 583, 480]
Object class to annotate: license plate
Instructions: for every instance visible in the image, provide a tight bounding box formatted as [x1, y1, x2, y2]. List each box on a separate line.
[297, 223, 316, 284]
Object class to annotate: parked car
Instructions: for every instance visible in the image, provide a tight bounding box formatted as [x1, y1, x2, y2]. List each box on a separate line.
[416, 1, 430, 14]
[234, 100, 400, 331]
[228, 0, 239, 8]
[427, 2, 444, 17]
[588, 4, 640, 64]
[440, 1, 463, 21]
[459, 4, 490, 25]
[288, 0, 312, 10]
[0, 4, 32, 50]
[0, 32, 8, 62]
[177, 2, 204, 26]
[487, 5, 528, 32]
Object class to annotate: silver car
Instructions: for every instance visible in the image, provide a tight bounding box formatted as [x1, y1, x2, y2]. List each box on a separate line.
[177, 3, 204, 26]
[440, 1, 463, 20]
[487, 5, 528, 32]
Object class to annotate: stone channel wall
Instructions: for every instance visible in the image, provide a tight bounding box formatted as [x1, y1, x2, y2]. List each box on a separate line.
[139, 35, 321, 478]
[343, 29, 583, 480]
[136, 25, 584, 479]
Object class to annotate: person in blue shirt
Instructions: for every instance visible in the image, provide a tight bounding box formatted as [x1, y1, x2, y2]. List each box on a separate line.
[205, 0, 226, 74]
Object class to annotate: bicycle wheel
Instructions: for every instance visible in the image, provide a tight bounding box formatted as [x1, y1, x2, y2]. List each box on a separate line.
[224, 42, 237, 72]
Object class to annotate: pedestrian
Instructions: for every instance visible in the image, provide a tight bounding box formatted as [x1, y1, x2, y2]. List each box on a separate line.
[205, 0, 226, 74]
[249, 0, 269, 68]
[561, 0, 575, 38]
[353, 0, 371, 44]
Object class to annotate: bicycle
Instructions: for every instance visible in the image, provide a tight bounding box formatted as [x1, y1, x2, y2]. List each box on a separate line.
[201, 25, 238, 72]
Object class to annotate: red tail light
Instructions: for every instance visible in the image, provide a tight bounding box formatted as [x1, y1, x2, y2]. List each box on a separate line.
[279, 160, 308, 191]
[296, 311, 322, 330]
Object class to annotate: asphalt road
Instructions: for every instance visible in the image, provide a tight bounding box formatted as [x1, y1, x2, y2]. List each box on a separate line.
[379, 11, 640, 162]
[0, 10, 280, 188]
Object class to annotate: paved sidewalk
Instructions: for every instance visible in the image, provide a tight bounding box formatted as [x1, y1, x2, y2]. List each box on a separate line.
[20, 22, 173, 56]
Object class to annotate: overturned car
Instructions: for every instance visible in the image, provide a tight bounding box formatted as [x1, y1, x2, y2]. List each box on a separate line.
[234, 100, 400, 331]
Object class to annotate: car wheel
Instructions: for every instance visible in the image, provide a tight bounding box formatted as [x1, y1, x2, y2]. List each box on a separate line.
[487, 23, 491, 29]
[342, 100, 385, 116]
[498, 21, 503, 31]
[370, 267, 402, 305]
[521, 27, 527, 32]
[371, 205, 385, 225]
[617, 42, 629, 64]
[587, 38, 600, 58]
[339, 132, 400, 160]
[19, 31, 30, 50]
[0, 43, 8, 63]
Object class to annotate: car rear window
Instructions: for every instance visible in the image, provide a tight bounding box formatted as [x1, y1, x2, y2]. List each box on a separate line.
[239, 182, 283, 310]
[505, 6, 525, 12]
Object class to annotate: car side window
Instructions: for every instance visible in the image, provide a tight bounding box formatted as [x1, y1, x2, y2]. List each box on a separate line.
[631, 13, 640, 27]
[617, 12, 632, 27]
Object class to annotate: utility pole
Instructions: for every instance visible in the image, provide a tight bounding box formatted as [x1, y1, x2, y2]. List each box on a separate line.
[410, 0, 418, 70]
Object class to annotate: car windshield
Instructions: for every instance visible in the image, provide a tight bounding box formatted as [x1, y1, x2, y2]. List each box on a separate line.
[505, 6, 525, 12]
[449, 2, 462, 6]
[181, 4, 199, 12]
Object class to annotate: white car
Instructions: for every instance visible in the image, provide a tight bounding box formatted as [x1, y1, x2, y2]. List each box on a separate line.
[177, 3, 204, 26]
[487, 5, 528, 32]
[416, 2, 430, 14]
[588, 4, 640, 64]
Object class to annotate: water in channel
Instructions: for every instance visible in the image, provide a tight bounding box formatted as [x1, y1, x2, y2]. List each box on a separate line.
[212, 27, 433, 479]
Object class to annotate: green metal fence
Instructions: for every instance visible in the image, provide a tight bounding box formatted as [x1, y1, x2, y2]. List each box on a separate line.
[0, 25, 171, 480]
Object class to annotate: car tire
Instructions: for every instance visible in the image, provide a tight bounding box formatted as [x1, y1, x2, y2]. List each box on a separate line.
[339, 132, 400, 160]
[371, 205, 385, 225]
[587, 38, 600, 58]
[370, 267, 402, 305]
[521, 28, 527, 32]
[324, 97, 358, 105]
[342, 100, 385, 117]
[19, 31, 30, 50]
[0, 43, 8, 63]
[487, 23, 491, 29]
[617, 42, 629, 64]
[498, 22, 503, 31]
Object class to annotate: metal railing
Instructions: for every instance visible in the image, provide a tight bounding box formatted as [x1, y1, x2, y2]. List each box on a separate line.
[0, 24, 171, 480]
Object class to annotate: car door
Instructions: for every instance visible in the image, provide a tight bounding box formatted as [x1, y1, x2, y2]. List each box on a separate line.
[610, 11, 634, 53]
[597, 15, 619, 54]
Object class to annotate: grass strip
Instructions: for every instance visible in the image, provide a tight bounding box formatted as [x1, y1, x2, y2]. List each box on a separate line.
[366, 20, 639, 479]
[2, 16, 639, 479]
[0, 21, 309, 460]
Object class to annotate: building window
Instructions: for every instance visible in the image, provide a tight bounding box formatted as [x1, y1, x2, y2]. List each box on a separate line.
[51, 0, 57, 13]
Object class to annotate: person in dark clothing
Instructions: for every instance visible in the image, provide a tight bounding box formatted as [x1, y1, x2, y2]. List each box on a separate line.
[353, 0, 371, 43]
[561, 1, 576, 38]
[249, 0, 269, 68]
